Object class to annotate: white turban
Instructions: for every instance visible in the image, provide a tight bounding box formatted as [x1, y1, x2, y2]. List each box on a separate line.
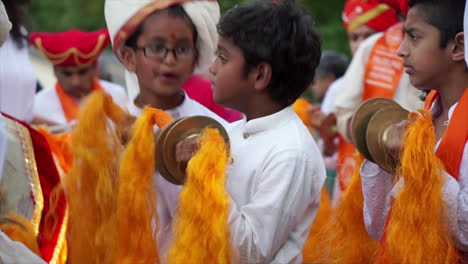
[0, 1, 12, 47]
[104, 0, 220, 100]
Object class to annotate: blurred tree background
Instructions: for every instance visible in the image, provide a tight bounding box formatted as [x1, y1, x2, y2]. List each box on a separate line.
[28, 0, 349, 55]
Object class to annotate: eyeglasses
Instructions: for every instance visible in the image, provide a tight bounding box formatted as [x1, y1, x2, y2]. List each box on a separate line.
[135, 44, 196, 61]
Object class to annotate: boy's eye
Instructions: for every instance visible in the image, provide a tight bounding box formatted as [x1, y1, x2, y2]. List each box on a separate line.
[149, 44, 166, 53]
[408, 33, 419, 41]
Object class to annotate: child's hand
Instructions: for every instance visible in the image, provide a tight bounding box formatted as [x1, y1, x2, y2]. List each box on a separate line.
[175, 136, 199, 163]
[384, 120, 408, 159]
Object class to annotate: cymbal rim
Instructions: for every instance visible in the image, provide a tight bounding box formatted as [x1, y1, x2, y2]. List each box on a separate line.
[351, 98, 399, 162]
[366, 105, 409, 173]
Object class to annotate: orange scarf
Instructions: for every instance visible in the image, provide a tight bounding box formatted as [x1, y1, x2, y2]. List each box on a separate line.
[55, 79, 103, 122]
[425, 89, 468, 179]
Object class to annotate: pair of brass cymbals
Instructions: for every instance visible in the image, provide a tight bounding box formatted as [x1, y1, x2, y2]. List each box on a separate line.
[351, 98, 409, 173]
[155, 116, 229, 185]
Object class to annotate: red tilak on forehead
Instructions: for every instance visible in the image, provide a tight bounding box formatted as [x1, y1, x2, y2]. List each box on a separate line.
[170, 32, 177, 40]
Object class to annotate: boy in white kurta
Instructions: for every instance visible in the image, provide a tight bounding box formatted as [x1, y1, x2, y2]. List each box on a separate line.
[359, 0, 468, 260]
[103, 0, 226, 256]
[178, 1, 326, 263]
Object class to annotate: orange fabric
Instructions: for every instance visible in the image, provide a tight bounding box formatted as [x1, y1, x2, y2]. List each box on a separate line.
[363, 22, 404, 100]
[337, 137, 357, 195]
[430, 88, 468, 180]
[37, 128, 73, 174]
[302, 188, 333, 263]
[424, 90, 438, 110]
[0, 213, 41, 255]
[293, 98, 312, 128]
[336, 23, 404, 196]
[55, 79, 103, 123]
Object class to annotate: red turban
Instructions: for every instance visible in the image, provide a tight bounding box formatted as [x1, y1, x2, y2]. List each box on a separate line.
[380, 0, 409, 16]
[30, 29, 110, 67]
[342, 0, 399, 32]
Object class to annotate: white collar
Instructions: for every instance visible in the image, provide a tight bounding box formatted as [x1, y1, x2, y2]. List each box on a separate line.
[241, 106, 295, 137]
[128, 92, 190, 118]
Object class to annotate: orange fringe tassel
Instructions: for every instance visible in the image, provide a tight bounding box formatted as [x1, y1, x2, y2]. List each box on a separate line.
[113, 107, 173, 264]
[167, 128, 232, 264]
[293, 98, 312, 127]
[302, 188, 333, 263]
[0, 213, 40, 255]
[379, 110, 457, 264]
[64, 91, 127, 264]
[322, 153, 379, 263]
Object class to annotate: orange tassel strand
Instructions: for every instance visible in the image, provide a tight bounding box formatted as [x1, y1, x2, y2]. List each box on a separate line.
[168, 128, 232, 264]
[323, 153, 379, 263]
[380, 110, 457, 264]
[114, 107, 173, 264]
[64, 91, 127, 264]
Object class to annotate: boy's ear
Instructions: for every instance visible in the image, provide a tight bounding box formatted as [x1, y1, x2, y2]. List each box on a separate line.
[253, 62, 272, 92]
[451, 32, 465, 62]
[120, 46, 137, 73]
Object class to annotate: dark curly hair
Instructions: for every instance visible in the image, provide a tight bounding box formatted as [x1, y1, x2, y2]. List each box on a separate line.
[217, 0, 322, 106]
[408, 0, 464, 48]
[2, 0, 30, 49]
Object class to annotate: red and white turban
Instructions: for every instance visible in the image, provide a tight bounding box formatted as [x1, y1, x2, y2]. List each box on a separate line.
[342, 0, 399, 33]
[104, 0, 220, 100]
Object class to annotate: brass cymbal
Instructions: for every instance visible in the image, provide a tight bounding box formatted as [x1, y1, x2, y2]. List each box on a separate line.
[366, 105, 409, 173]
[159, 116, 229, 185]
[351, 98, 399, 162]
[155, 118, 187, 185]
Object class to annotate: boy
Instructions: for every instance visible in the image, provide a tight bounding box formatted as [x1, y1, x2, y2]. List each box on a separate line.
[360, 0, 468, 256]
[104, 0, 226, 255]
[181, 1, 326, 263]
[32, 29, 129, 125]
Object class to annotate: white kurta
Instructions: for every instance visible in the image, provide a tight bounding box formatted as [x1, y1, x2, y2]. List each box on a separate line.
[321, 77, 342, 115]
[34, 80, 129, 125]
[0, 35, 37, 122]
[360, 98, 468, 253]
[226, 106, 326, 264]
[126, 94, 227, 258]
[334, 33, 424, 142]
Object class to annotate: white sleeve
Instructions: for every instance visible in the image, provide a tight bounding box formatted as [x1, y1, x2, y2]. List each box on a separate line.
[321, 77, 342, 115]
[227, 150, 325, 263]
[0, 231, 46, 264]
[334, 34, 381, 142]
[441, 144, 468, 251]
[360, 160, 394, 241]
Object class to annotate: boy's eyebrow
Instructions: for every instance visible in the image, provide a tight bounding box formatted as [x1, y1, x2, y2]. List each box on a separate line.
[403, 27, 420, 34]
[217, 45, 229, 54]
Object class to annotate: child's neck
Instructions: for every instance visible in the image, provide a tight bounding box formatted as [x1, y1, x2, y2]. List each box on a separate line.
[241, 95, 285, 122]
[432, 67, 468, 140]
[135, 90, 184, 110]
[436, 68, 468, 113]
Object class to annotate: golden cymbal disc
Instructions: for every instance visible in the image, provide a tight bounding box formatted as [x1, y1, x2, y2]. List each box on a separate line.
[160, 116, 229, 185]
[366, 105, 409, 173]
[155, 118, 187, 185]
[351, 98, 399, 162]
